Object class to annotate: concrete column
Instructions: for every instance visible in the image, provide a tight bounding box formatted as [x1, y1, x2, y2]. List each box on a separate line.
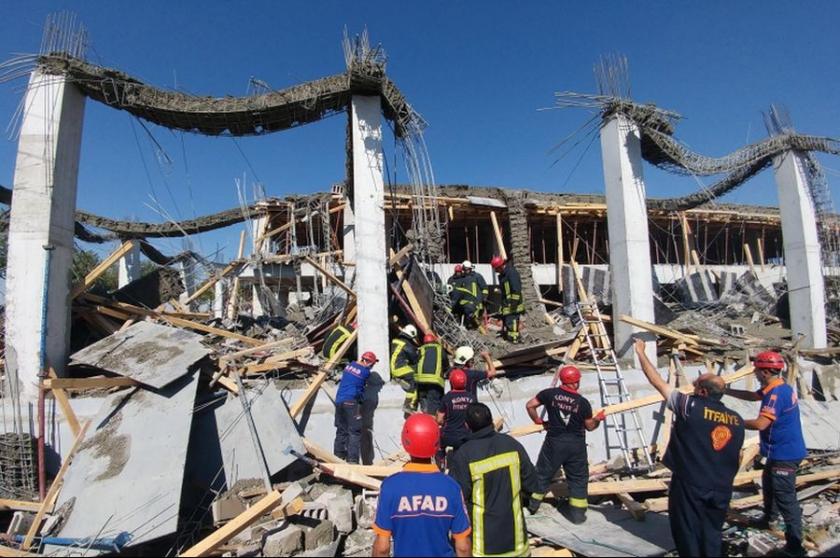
[117, 242, 142, 288]
[213, 280, 225, 319]
[351, 96, 389, 378]
[178, 259, 197, 306]
[343, 196, 356, 285]
[252, 285, 264, 317]
[600, 114, 656, 364]
[4, 70, 85, 401]
[773, 151, 827, 348]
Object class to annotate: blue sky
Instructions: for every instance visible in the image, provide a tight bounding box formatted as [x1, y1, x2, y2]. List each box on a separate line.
[1, 1, 839, 262]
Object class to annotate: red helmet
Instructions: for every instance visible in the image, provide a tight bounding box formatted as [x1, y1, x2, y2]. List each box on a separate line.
[454, 264, 463, 274]
[350, 321, 358, 329]
[360, 351, 378, 365]
[559, 365, 581, 385]
[449, 368, 467, 391]
[401, 414, 440, 459]
[754, 351, 785, 371]
[491, 256, 506, 270]
[423, 332, 437, 344]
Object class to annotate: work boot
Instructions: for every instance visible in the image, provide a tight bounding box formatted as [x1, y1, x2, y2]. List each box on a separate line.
[527, 497, 542, 515]
[558, 503, 587, 524]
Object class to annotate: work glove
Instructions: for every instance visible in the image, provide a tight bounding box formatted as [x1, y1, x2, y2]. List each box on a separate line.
[527, 496, 542, 515]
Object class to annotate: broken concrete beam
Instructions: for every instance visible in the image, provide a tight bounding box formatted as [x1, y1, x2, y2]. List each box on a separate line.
[262, 524, 303, 557]
[313, 485, 354, 533]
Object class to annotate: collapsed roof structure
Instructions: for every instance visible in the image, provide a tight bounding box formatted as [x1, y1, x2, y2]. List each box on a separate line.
[0, 14, 839, 557]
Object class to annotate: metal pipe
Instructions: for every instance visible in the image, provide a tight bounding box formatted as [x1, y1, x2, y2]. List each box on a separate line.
[37, 244, 55, 501]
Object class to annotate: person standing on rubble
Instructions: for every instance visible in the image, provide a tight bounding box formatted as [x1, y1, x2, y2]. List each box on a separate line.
[491, 256, 524, 343]
[525, 365, 605, 524]
[372, 414, 472, 557]
[416, 332, 449, 414]
[635, 339, 745, 557]
[321, 320, 355, 361]
[452, 260, 486, 329]
[435, 368, 476, 467]
[452, 345, 498, 400]
[449, 403, 540, 557]
[725, 351, 807, 557]
[334, 351, 378, 464]
[390, 324, 420, 415]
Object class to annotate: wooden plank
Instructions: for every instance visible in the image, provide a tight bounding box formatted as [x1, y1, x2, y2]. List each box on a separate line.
[289, 330, 358, 419]
[757, 238, 766, 272]
[22, 421, 91, 550]
[270, 496, 305, 520]
[619, 314, 701, 346]
[330, 464, 400, 478]
[225, 230, 247, 320]
[303, 256, 355, 297]
[70, 241, 136, 299]
[180, 490, 284, 557]
[219, 338, 295, 363]
[679, 212, 692, 276]
[387, 243, 414, 266]
[616, 492, 647, 521]
[490, 211, 508, 260]
[183, 259, 244, 305]
[390, 250, 431, 332]
[303, 438, 345, 464]
[0, 545, 38, 557]
[0, 499, 41, 512]
[48, 369, 80, 437]
[242, 348, 314, 374]
[216, 374, 239, 395]
[743, 243, 757, 277]
[738, 438, 761, 472]
[44, 377, 139, 391]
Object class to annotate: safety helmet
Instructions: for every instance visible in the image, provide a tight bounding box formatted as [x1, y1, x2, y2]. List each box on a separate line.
[423, 332, 437, 344]
[360, 351, 379, 365]
[400, 324, 418, 339]
[453, 345, 475, 366]
[401, 413, 440, 459]
[753, 351, 785, 371]
[446, 284, 454, 294]
[559, 365, 581, 385]
[462, 260, 473, 270]
[490, 256, 506, 271]
[449, 368, 467, 391]
[454, 264, 464, 274]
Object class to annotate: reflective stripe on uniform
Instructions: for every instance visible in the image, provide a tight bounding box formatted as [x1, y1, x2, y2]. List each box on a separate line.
[569, 496, 588, 509]
[390, 339, 414, 379]
[468, 451, 528, 557]
[324, 326, 351, 360]
[416, 343, 445, 388]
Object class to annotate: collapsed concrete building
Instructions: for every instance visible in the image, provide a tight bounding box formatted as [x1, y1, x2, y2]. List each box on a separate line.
[0, 16, 839, 557]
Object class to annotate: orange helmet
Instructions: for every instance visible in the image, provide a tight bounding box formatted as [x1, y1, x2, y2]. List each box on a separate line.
[423, 332, 437, 344]
[449, 368, 467, 391]
[491, 256, 506, 271]
[559, 365, 581, 385]
[401, 414, 440, 459]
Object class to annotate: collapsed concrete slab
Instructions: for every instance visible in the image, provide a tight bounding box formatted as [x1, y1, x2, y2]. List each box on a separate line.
[70, 321, 209, 389]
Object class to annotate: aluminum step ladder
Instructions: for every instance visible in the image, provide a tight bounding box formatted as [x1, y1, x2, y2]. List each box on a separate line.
[575, 300, 654, 472]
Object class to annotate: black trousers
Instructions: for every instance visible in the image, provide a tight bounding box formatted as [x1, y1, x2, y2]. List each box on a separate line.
[333, 400, 362, 464]
[535, 436, 588, 507]
[503, 313, 521, 342]
[668, 475, 730, 557]
[417, 385, 444, 415]
[763, 459, 803, 551]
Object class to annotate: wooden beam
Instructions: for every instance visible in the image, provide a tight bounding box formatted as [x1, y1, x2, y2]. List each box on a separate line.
[616, 492, 647, 521]
[242, 348, 315, 374]
[180, 490, 284, 557]
[303, 256, 355, 297]
[490, 211, 508, 260]
[738, 437, 761, 472]
[70, 241, 136, 299]
[556, 212, 563, 289]
[619, 315, 701, 346]
[390, 249, 431, 332]
[183, 259, 244, 305]
[44, 377, 139, 391]
[22, 421, 91, 550]
[289, 330, 358, 419]
[0, 499, 41, 512]
[219, 338, 295, 363]
[225, 231, 247, 320]
[303, 438, 345, 464]
[743, 243, 757, 277]
[679, 212, 692, 276]
[388, 243, 414, 266]
[757, 238, 766, 272]
[47, 369, 80, 437]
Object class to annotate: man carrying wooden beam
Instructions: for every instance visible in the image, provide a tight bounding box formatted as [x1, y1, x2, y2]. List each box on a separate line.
[635, 339, 745, 557]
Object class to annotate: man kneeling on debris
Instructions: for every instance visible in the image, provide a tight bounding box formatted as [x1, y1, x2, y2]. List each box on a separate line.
[449, 403, 539, 557]
[333, 350, 378, 464]
[372, 414, 472, 557]
[635, 339, 745, 557]
[725, 351, 807, 557]
[526, 365, 605, 524]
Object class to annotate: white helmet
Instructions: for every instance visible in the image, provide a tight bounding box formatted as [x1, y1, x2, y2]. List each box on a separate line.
[462, 260, 473, 270]
[453, 345, 475, 365]
[400, 324, 418, 339]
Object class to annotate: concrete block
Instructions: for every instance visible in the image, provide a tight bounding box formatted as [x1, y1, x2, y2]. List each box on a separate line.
[314, 485, 354, 533]
[212, 493, 247, 525]
[298, 540, 340, 557]
[354, 494, 377, 529]
[302, 519, 336, 550]
[343, 528, 374, 557]
[262, 524, 303, 557]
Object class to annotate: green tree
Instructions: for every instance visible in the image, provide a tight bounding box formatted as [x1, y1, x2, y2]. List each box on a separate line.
[71, 249, 119, 292]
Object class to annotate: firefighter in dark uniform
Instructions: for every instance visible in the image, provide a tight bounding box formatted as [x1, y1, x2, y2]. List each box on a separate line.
[390, 325, 420, 415]
[452, 260, 485, 329]
[321, 321, 356, 361]
[435, 368, 476, 467]
[491, 256, 524, 343]
[449, 403, 540, 557]
[526, 365, 605, 524]
[448, 264, 464, 314]
[636, 339, 745, 557]
[416, 332, 448, 415]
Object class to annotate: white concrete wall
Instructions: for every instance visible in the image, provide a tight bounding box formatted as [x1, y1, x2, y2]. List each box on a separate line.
[4, 71, 85, 401]
[600, 114, 656, 364]
[773, 151, 827, 348]
[117, 242, 142, 288]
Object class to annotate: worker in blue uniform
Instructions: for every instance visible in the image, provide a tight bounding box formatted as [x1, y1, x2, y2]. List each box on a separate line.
[372, 414, 472, 558]
[333, 351, 378, 464]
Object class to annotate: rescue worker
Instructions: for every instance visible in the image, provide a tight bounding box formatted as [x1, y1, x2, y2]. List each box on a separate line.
[372, 414, 472, 558]
[452, 345, 498, 400]
[334, 351, 378, 464]
[416, 332, 448, 414]
[390, 324, 420, 415]
[452, 260, 486, 328]
[435, 368, 476, 467]
[526, 365, 605, 524]
[448, 263, 465, 288]
[725, 350, 806, 557]
[449, 403, 540, 557]
[491, 256, 524, 343]
[636, 339, 745, 557]
[321, 320, 355, 361]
